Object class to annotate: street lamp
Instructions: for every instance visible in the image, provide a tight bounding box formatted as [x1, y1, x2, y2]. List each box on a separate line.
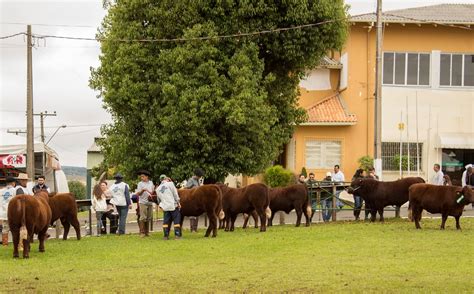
[45, 125, 67, 145]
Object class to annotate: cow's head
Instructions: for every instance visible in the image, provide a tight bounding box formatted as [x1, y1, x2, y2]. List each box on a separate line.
[347, 178, 365, 195]
[456, 186, 474, 205]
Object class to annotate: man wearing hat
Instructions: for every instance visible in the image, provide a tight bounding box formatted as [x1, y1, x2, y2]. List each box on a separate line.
[15, 173, 32, 195]
[156, 174, 181, 240]
[109, 173, 131, 235]
[185, 168, 204, 232]
[135, 170, 154, 237]
[0, 177, 17, 245]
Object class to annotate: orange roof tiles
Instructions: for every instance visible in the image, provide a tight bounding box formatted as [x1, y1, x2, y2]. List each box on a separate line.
[305, 94, 357, 125]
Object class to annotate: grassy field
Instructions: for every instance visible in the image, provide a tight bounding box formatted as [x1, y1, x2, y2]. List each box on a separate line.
[0, 217, 472, 292]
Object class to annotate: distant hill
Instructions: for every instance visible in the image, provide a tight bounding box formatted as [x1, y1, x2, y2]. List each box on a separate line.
[62, 166, 87, 183]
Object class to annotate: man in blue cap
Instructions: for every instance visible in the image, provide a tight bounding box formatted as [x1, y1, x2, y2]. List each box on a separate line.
[109, 173, 131, 235]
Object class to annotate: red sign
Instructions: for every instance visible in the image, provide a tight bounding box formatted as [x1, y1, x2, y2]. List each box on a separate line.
[0, 154, 26, 168]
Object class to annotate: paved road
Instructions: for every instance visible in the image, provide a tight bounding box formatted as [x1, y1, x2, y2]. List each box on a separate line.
[46, 204, 474, 239]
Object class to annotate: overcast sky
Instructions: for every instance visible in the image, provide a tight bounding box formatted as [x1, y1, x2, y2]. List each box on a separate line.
[0, 0, 470, 167]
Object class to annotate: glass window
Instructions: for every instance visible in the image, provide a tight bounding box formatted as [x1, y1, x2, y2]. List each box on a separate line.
[383, 52, 394, 84]
[382, 142, 423, 171]
[463, 55, 474, 87]
[395, 53, 406, 85]
[419, 54, 430, 85]
[452, 54, 463, 86]
[407, 53, 419, 85]
[305, 140, 341, 169]
[440, 54, 451, 86]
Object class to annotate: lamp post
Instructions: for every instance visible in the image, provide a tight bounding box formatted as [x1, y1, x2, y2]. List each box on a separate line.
[45, 125, 66, 145]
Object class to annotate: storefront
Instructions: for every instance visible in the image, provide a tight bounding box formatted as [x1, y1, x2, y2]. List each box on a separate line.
[438, 133, 474, 186]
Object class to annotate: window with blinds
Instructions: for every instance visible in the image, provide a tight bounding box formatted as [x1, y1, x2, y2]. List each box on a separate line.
[305, 140, 341, 169]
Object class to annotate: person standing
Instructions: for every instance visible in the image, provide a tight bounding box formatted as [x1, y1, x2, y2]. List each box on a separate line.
[430, 164, 444, 186]
[135, 170, 154, 237]
[94, 181, 119, 235]
[0, 177, 16, 246]
[91, 184, 107, 237]
[351, 169, 364, 220]
[298, 174, 306, 185]
[185, 168, 204, 232]
[332, 165, 345, 209]
[15, 173, 32, 195]
[156, 174, 181, 240]
[109, 173, 131, 235]
[306, 173, 318, 222]
[320, 172, 333, 222]
[461, 164, 472, 187]
[32, 175, 50, 194]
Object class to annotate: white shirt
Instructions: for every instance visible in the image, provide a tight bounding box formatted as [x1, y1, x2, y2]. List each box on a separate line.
[109, 182, 129, 206]
[91, 195, 108, 212]
[431, 170, 444, 185]
[155, 181, 180, 211]
[332, 170, 345, 183]
[16, 185, 32, 195]
[0, 185, 16, 220]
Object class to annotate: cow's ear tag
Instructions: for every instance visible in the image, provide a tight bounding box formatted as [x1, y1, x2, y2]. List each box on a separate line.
[456, 195, 464, 204]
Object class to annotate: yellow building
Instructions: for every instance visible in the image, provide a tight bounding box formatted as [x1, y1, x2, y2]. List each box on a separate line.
[288, 4, 474, 182]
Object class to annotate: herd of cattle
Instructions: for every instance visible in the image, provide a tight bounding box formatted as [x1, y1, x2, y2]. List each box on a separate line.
[6, 178, 474, 258]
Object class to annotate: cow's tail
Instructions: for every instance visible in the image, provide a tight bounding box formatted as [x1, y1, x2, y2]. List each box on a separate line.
[18, 197, 28, 249]
[306, 202, 312, 218]
[407, 202, 413, 222]
[216, 186, 225, 220]
[265, 206, 272, 219]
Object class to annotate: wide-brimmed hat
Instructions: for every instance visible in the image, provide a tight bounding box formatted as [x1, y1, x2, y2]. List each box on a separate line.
[326, 172, 332, 177]
[137, 170, 151, 177]
[159, 174, 167, 181]
[16, 173, 30, 180]
[113, 173, 123, 179]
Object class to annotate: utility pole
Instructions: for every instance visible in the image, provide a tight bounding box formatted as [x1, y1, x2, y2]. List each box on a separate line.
[374, 0, 383, 179]
[34, 111, 57, 143]
[26, 25, 35, 180]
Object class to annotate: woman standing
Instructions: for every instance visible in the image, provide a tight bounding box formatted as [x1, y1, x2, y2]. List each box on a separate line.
[92, 182, 108, 236]
[351, 169, 365, 220]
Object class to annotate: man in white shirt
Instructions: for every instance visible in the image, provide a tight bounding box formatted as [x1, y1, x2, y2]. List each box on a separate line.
[156, 174, 181, 240]
[430, 164, 444, 185]
[135, 170, 154, 237]
[15, 173, 32, 195]
[332, 165, 345, 209]
[461, 164, 472, 187]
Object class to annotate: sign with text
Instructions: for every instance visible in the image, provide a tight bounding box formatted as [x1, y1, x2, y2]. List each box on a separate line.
[0, 154, 26, 168]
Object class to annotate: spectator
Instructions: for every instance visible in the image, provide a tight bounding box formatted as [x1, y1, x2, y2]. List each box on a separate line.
[443, 175, 452, 186]
[462, 164, 473, 187]
[135, 170, 154, 237]
[15, 173, 32, 195]
[298, 174, 306, 185]
[430, 164, 444, 186]
[185, 168, 204, 232]
[0, 177, 16, 246]
[351, 169, 364, 220]
[94, 181, 118, 235]
[320, 172, 333, 222]
[368, 167, 379, 180]
[32, 175, 50, 194]
[306, 173, 318, 221]
[156, 174, 181, 240]
[109, 173, 131, 235]
[332, 164, 345, 209]
[91, 182, 107, 237]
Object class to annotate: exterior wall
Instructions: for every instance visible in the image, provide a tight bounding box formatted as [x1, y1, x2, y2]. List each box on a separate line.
[86, 152, 103, 170]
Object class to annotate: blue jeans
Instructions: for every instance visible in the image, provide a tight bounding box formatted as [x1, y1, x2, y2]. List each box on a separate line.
[116, 206, 129, 234]
[321, 198, 332, 222]
[95, 211, 105, 234]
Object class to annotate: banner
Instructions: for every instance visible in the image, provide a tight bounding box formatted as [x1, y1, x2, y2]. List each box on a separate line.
[0, 154, 26, 168]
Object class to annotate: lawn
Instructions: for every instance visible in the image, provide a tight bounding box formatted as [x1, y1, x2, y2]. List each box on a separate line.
[0, 218, 473, 292]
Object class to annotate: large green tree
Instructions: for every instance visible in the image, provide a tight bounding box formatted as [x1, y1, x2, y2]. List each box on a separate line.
[90, 0, 347, 182]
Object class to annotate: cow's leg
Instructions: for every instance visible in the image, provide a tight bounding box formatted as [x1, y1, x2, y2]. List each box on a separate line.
[230, 214, 237, 232]
[413, 207, 422, 229]
[252, 211, 259, 228]
[12, 228, 19, 258]
[68, 215, 81, 240]
[60, 217, 70, 240]
[303, 204, 311, 227]
[255, 207, 267, 232]
[242, 214, 249, 229]
[208, 213, 218, 237]
[378, 209, 384, 222]
[440, 214, 448, 230]
[224, 214, 231, 232]
[268, 211, 275, 227]
[395, 206, 401, 218]
[370, 208, 377, 222]
[204, 209, 215, 237]
[295, 208, 302, 227]
[455, 215, 461, 230]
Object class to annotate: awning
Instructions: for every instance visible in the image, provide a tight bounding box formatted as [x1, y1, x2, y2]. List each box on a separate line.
[437, 133, 474, 149]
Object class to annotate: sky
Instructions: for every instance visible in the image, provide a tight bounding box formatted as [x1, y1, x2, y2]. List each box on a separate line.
[0, 0, 471, 167]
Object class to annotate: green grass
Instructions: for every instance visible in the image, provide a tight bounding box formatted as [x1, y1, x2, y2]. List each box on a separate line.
[1, 218, 473, 292]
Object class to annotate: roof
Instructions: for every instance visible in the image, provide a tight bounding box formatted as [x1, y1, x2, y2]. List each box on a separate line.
[351, 4, 474, 25]
[316, 56, 342, 69]
[302, 94, 357, 126]
[87, 137, 103, 153]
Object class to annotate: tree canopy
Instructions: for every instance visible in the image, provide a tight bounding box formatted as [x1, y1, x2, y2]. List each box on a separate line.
[90, 0, 347, 182]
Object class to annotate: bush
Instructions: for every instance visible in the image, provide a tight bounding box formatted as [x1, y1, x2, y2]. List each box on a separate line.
[358, 155, 374, 172]
[68, 180, 86, 200]
[393, 155, 416, 171]
[263, 165, 294, 188]
[300, 167, 307, 178]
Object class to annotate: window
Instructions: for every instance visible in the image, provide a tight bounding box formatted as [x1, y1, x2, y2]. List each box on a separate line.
[440, 53, 474, 87]
[383, 52, 430, 86]
[382, 142, 423, 171]
[305, 140, 341, 169]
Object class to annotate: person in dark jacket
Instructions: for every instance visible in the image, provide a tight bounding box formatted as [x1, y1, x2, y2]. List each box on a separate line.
[185, 168, 204, 232]
[351, 169, 365, 220]
[320, 172, 333, 222]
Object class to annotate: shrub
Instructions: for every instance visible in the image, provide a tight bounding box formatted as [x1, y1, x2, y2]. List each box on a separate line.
[263, 165, 294, 188]
[300, 167, 308, 178]
[358, 155, 374, 172]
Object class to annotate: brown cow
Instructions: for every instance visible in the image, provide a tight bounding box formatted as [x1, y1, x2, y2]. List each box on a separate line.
[267, 185, 312, 227]
[348, 177, 425, 222]
[48, 193, 81, 240]
[178, 185, 225, 237]
[218, 183, 271, 232]
[408, 184, 473, 230]
[8, 191, 52, 258]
